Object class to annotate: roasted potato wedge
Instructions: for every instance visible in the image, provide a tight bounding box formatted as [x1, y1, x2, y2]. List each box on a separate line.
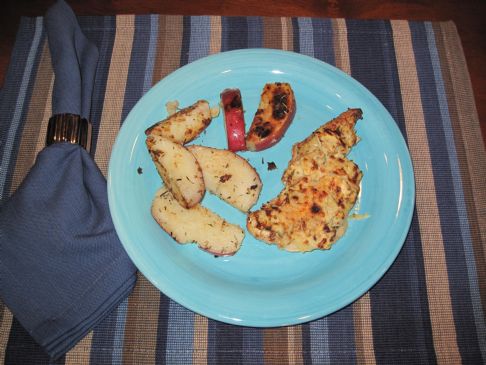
[145, 100, 212, 144]
[152, 187, 244, 256]
[146, 135, 204, 208]
[188, 145, 262, 212]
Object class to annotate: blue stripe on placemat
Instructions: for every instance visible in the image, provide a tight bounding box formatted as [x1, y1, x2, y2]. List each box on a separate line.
[165, 301, 194, 364]
[371, 225, 437, 365]
[155, 294, 171, 364]
[309, 318, 331, 364]
[0, 17, 45, 200]
[346, 19, 437, 364]
[111, 297, 129, 364]
[180, 16, 191, 67]
[208, 320, 244, 364]
[291, 18, 300, 53]
[242, 327, 263, 365]
[405, 211, 438, 364]
[296, 18, 314, 57]
[410, 20, 484, 364]
[300, 323, 313, 364]
[347, 19, 407, 136]
[187, 16, 211, 64]
[142, 15, 159, 93]
[87, 16, 116, 157]
[311, 18, 335, 65]
[120, 15, 154, 123]
[425, 22, 486, 361]
[222, 16, 248, 51]
[207, 320, 216, 364]
[247, 17, 263, 48]
[328, 307, 357, 364]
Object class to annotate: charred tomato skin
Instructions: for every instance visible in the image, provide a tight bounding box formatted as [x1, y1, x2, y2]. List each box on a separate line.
[221, 88, 247, 152]
[246, 83, 296, 151]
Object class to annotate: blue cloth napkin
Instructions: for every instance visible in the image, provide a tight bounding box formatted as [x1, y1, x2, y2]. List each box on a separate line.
[47, 0, 98, 118]
[0, 0, 137, 359]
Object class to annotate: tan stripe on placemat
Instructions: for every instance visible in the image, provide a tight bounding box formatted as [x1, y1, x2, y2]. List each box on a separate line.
[33, 78, 54, 155]
[65, 331, 93, 365]
[152, 15, 183, 84]
[264, 328, 289, 365]
[391, 20, 461, 365]
[9, 42, 54, 195]
[209, 16, 221, 54]
[353, 294, 377, 365]
[263, 17, 283, 50]
[152, 15, 167, 84]
[192, 314, 208, 365]
[281, 18, 294, 51]
[0, 304, 13, 365]
[433, 21, 486, 317]
[331, 18, 377, 365]
[94, 15, 135, 176]
[332, 18, 351, 75]
[122, 273, 161, 364]
[287, 326, 303, 365]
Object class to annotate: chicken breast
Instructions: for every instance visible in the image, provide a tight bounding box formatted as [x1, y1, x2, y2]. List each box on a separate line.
[246, 108, 363, 252]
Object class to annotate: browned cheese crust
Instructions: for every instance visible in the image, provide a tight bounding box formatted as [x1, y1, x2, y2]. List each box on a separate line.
[246, 108, 363, 252]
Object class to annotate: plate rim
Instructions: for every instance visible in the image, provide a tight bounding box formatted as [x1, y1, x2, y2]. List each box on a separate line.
[108, 48, 416, 327]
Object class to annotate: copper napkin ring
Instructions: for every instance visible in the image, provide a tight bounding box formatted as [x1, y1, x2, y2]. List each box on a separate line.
[45, 114, 92, 152]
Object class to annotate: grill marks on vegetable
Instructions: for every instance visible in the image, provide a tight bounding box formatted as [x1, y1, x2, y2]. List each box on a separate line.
[253, 87, 288, 137]
[254, 122, 272, 138]
[272, 92, 289, 120]
[246, 83, 296, 151]
[229, 94, 242, 109]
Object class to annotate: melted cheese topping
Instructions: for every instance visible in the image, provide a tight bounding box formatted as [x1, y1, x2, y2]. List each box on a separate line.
[247, 109, 363, 252]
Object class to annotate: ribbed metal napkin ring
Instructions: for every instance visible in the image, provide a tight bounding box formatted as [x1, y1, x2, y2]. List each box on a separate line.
[46, 114, 92, 152]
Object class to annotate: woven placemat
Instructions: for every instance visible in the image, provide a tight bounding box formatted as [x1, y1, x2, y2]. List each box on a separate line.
[1, 15, 485, 364]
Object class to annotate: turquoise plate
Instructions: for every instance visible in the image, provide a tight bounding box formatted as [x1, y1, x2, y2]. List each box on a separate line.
[108, 49, 415, 327]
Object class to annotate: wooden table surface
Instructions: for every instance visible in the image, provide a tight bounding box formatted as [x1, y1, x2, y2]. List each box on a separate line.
[2, 0, 485, 144]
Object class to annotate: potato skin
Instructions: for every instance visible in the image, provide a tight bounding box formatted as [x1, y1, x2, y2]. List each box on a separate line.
[246, 83, 296, 151]
[151, 187, 244, 256]
[146, 135, 205, 208]
[188, 145, 262, 212]
[145, 100, 212, 144]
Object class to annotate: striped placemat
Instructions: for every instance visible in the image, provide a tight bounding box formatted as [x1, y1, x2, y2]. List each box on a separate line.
[1, 15, 485, 365]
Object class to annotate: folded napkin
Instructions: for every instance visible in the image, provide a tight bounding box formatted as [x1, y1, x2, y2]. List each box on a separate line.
[0, 0, 137, 360]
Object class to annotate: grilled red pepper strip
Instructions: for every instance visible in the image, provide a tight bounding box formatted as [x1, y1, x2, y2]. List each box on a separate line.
[221, 88, 246, 152]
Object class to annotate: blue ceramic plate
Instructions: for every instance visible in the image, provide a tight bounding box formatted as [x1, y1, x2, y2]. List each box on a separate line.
[108, 49, 415, 327]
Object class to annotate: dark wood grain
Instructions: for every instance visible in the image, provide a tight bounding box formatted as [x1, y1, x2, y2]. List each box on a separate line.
[1, 0, 485, 143]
